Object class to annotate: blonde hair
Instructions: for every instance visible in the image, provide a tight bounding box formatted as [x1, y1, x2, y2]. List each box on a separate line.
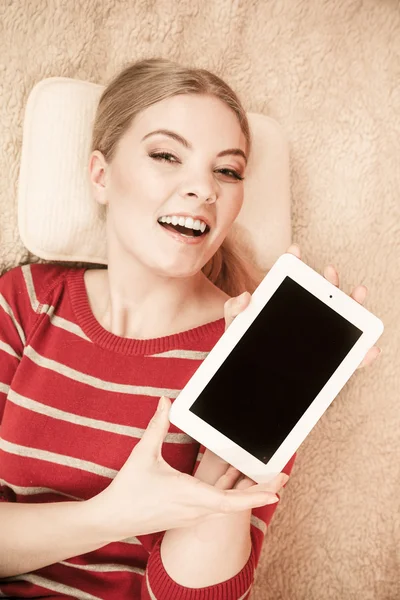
[91, 57, 264, 296]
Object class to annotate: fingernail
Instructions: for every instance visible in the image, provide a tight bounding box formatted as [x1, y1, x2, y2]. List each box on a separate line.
[266, 494, 279, 504]
[255, 493, 279, 505]
[158, 396, 166, 411]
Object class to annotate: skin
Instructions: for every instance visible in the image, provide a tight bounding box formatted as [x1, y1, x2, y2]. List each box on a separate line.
[88, 93, 247, 338]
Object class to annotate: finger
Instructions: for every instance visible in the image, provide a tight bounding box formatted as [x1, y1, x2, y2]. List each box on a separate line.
[224, 291, 251, 331]
[286, 244, 301, 259]
[217, 487, 280, 513]
[357, 345, 382, 369]
[196, 449, 231, 485]
[349, 285, 368, 304]
[194, 477, 279, 513]
[214, 466, 242, 490]
[323, 264, 340, 287]
[223, 470, 289, 493]
[133, 396, 171, 461]
[247, 472, 290, 493]
[197, 472, 292, 515]
[234, 475, 256, 491]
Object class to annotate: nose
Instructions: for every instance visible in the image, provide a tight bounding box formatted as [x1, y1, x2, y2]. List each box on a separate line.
[185, 191, 217, 205]
[182, 170, 218, 205]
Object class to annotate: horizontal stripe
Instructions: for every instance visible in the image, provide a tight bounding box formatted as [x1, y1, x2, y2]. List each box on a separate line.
[23, 345, 180, 398]
[7, 389, 192, 444]
[148, 349, 209, 360]
[121, 536, 142, 545]
[43, 307, 94, 345]
[3, 573, 102, 600]
[251, 514, 267, 535]
[50, 312, 91, 341]
[0, 438, 117, 479]
[0, 340, 21, 360]
[21, 265, 50, 314]
[0, 476, 272, 541]
[0, 445, 271, 534]
[0, 477, 81, 501]
[0, 381, 10, 395]
[0, 477, 143, 546]
[0, 294, 26, 345]
[59, 560, 144, 575]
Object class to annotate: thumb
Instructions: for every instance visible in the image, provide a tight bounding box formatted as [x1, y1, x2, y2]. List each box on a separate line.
[136, 396, 171, 460]
[224, 291, 251, 331]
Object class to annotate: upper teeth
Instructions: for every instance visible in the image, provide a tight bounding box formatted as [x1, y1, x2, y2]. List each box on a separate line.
[158, 215, 207, 233]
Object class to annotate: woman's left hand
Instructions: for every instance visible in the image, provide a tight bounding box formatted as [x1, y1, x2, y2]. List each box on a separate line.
[202, 243, 383, 492]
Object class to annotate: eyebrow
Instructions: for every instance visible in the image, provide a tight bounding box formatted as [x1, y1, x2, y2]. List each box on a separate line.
[141, 128, 248, 165]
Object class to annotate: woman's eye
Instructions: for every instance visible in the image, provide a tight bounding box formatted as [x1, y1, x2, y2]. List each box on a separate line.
[216, 168, 244, 181]
[150, 151, 178, 164]
[149, 152, 244, 181]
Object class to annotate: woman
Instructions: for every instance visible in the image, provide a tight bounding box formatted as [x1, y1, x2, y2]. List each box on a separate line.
[0, 57, 379, 599]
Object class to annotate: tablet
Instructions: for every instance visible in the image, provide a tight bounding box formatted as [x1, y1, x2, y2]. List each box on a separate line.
[169, 252, 384, 484]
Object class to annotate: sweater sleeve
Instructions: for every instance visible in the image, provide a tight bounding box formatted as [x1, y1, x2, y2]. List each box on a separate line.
[0, 263, 68, 425]
[141, 445, 297, 599]
[0, 263, 69, 506]
[0, 266, 39, 424]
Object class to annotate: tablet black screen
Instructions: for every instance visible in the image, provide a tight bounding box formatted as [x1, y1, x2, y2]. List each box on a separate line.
[189, 276, 363, 464]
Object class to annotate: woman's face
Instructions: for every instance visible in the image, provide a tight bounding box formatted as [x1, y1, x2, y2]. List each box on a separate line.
[90, 93, 248, 278]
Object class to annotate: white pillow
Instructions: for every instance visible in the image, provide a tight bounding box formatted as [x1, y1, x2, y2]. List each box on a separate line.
[17, 77, 291, 271]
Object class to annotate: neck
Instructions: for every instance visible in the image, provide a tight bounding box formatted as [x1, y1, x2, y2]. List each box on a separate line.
[88, 251, 223, 340]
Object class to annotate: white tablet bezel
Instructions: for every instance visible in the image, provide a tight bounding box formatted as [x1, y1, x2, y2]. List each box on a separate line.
[169, 252, 384, 483]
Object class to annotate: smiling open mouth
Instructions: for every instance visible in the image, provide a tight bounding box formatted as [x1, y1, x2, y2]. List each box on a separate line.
[157, 217, 210, 238]
[159, 222, 208, 237]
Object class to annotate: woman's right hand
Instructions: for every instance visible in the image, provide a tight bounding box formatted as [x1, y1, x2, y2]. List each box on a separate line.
[90, 396, 286, 542]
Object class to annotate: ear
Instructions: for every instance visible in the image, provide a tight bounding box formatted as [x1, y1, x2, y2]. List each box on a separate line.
[88, 150, 108, 206]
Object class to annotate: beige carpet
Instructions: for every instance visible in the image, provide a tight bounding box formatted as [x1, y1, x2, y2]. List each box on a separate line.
[0, 1, 399, 598]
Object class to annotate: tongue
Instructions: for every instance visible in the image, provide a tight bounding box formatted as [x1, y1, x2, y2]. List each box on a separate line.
[161, 222, 196, 237]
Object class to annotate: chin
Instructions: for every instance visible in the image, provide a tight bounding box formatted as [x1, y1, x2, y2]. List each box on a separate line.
[147, 258, 199, 279]
[164, 265, 202, 279]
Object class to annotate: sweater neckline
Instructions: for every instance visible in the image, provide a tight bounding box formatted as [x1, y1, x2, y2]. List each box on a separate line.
[67, 268, 226, 355]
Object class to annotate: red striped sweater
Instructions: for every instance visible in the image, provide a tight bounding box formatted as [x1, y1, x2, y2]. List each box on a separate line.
[0, 263, 296, 599]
